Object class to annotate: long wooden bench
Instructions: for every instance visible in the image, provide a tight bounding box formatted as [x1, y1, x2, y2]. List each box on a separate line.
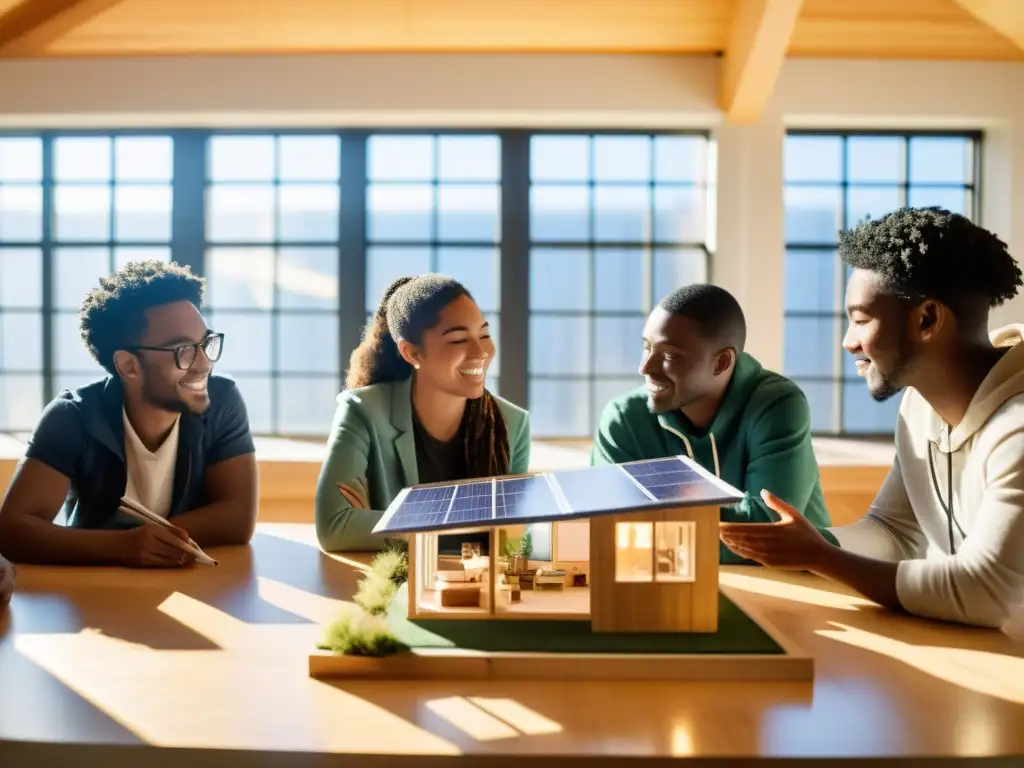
[0, 434, 892, 527]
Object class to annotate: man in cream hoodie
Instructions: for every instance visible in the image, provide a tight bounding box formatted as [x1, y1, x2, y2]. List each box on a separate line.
[720, 207, 1024, 631]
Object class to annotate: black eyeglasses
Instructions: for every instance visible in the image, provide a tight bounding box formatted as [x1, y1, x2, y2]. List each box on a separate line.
[128, 332, 224, 370]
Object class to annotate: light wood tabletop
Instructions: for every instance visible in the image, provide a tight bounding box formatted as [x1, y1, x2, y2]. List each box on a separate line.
[1, 522, 1022, 766]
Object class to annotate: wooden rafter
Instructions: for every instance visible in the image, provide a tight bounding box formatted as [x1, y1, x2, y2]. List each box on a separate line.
[951, 0, 1024, 50]
[719, 0, 804, 124]
[0, 0, 124, 56]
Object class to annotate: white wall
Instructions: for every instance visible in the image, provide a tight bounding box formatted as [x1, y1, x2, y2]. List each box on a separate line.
[2, 53, 1022, 369]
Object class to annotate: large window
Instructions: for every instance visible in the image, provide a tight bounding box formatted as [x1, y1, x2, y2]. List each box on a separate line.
[0, 133, 174, 431]
[0, 129, 714, 439]
[203, 133, 342, 435]
[0, 137, 44, 431]
[53, 135, 174, 396]
[527, 133, 710, 438]
[364, 134, 501, 394]
[783, 131, 980, 435]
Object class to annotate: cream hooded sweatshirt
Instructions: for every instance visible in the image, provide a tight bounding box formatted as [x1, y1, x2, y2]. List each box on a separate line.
[831, 324, 1024, 629]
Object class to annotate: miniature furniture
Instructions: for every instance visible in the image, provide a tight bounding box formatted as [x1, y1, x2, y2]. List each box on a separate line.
[534, 569, 566, 589]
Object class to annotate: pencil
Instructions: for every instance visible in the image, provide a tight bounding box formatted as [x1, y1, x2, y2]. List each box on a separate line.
[118, 499, 219, 566]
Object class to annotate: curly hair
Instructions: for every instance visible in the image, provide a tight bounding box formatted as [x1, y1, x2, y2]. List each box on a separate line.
[346, 275, 510, 479]
[79, 260, 205, 375]
[839, 207, 1022, 327]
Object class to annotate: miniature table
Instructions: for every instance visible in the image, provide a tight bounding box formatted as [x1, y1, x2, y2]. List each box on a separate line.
[1, 522, 1023, 766]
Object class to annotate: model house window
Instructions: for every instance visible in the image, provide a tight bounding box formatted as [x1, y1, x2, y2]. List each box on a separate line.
[654, 521, 695, 581]
[615, 522, 653, 582]
[615, 520, 696, 583]
[783, 131, 980, 435]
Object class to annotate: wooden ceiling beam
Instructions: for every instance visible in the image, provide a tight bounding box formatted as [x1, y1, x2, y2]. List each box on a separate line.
[719, 0, 804, 124]
[0, 0, 124, 57]
[951, 0, 1024, 50]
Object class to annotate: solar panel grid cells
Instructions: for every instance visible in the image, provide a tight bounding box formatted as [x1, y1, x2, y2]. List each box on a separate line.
[446, 481, 495, 526]
[389, 485, 455, 532]
[622, 459, 710, 502]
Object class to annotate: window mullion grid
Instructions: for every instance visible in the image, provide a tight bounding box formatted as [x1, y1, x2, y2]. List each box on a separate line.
[587, 135, 596, 433]
[41, 134, 55, 404]
[431, 135, 440, 273]
[833, 136, 849, 435]
[271, 135, 282, 434]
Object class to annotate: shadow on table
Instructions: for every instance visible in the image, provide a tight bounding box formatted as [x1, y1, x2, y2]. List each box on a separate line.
[0, 609, 146, 745]
[9, 530, 367, 651]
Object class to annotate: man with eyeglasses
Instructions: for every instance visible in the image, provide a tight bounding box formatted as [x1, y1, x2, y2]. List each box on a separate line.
[0, 261, 257, 567]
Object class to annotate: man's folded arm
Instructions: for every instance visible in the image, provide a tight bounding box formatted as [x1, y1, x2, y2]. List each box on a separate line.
[0, 399, 126, 564]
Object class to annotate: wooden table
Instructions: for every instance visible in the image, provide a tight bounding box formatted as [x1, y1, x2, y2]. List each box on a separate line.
[1, 523, 1022, 766]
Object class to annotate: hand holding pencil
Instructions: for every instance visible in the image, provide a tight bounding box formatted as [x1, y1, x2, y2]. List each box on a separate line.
[118, 497, 218, 567]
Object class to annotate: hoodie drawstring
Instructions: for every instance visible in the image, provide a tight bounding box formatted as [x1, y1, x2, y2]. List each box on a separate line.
[661, 425, 721, 478]
[948, 427, 954, 554]
[928, 424, 964, 554]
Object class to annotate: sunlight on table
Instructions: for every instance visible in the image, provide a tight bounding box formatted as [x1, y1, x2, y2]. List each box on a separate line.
[817, 621, 1024, 705]
[719, 571, 875, 611]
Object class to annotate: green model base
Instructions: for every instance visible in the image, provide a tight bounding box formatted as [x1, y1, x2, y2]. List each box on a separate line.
[388, 583, 783, 655]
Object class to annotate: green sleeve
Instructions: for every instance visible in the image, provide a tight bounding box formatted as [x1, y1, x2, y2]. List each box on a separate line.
[509, 411, 532, 475]
[727, 389, 827, 527]
[591, 400, 644, 466]
[313, 397, 387, 552]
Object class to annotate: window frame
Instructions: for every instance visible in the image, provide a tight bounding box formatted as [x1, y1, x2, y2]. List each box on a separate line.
[524, 128, 714, 439]
[614, 519, 697, 583]
[0, 128, 178, 431]
[0, 127, 715, 439]
[783, 128, 983, 437]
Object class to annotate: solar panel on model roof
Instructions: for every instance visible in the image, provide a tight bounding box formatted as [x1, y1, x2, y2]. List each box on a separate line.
[371, 455, 744, 536]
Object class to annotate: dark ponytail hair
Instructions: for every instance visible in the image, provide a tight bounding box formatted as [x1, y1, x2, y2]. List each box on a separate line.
[345, 275, 510, 479]
[345, 276, 416, 389]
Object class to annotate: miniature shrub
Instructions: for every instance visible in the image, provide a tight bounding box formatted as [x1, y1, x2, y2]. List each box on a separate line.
[318, 606, 408, 657]
[354, 548, 409, 615]
[354, 570, 397, 615]
[372, 547, 409, 586]
[319, 547, 411, 657]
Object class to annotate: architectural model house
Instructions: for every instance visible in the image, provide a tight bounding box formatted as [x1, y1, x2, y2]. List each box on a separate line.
[372, 456, 743, 633]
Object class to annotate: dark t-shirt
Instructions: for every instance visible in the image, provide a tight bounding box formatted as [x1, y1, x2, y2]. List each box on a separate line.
[413, 409, 489, 556]
[412, 408, 467, 485]
[24, 374, 255, 528]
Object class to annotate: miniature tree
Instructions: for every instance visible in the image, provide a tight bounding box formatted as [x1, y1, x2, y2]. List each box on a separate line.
[520, 529, 533, 559]
[319, 548, 410, 657]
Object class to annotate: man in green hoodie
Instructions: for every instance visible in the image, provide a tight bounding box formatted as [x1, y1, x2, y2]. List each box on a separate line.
[591, 283, 832, 563]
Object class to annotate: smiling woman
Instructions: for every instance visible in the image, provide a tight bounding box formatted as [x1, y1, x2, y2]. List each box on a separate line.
[313, 274, 532, 553]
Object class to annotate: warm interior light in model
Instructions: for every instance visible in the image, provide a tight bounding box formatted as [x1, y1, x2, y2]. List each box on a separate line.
[655, 521, 696, 582]
[615, 522, 653, 582]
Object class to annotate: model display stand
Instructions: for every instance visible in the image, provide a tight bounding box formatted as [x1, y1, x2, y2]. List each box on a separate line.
[310, 457, 814, 682]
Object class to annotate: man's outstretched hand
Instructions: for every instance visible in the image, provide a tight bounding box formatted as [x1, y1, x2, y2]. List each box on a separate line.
[719, 489, 833, 570]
